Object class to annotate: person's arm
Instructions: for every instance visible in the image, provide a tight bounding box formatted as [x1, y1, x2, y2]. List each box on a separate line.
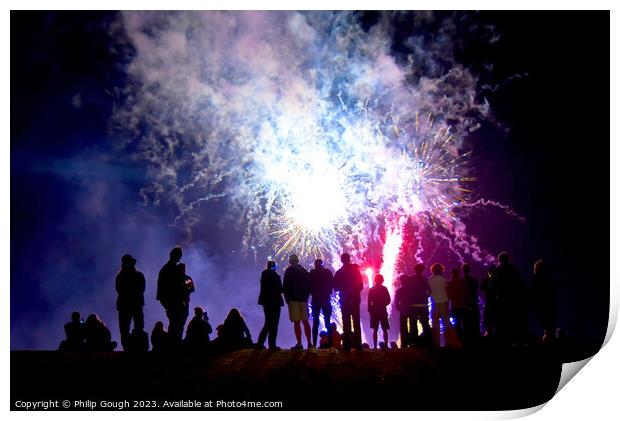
[243, 321, 251, 339]
[139, 273, 146, 293]
[385, 287, 391, 306]
[326, 269, 334, 294]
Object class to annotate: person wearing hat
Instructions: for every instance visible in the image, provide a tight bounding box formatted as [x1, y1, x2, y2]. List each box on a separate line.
[283, 254, 312, 350]
[115, 254, 146, 351]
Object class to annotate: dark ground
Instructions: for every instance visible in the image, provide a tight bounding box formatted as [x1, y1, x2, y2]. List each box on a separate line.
[11, 345, 566, 411]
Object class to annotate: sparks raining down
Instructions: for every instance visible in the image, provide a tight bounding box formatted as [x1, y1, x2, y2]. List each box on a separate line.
[112, 11, 524, 270]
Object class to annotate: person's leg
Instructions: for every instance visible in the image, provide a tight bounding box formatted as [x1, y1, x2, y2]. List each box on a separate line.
[341, 301, 352, 350]
[118, 309, 131, 351]
[302, 320, 312, 347]
[382, 320, 389, 345]
[311, 303, 321, 347]
[352, 304, 362, 349]
[256, 305, 269, 347]
[134, 307, 145, 332]
[269, 306, 281, 349]
[399, 313, 409, 347]
[294, 321, 302, 345]
[431, 305, 441, 347]
[323, 304, 333, 347]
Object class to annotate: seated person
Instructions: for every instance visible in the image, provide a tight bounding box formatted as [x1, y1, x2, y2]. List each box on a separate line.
[58, 311, 85, 351]
[184, 306, 213, 351]
[212, 308, 253, 350]
[83, 314, 117, 351]
[151, 321, 169, 352]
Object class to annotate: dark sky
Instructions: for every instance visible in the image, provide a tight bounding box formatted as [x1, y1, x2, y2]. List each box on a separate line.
[10, 11, 609, 350]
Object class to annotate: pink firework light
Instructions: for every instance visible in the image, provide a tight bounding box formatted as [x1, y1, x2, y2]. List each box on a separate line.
[378, 221, 405, 315]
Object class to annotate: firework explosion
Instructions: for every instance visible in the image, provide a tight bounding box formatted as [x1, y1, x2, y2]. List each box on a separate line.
[111, 11, 522, 293]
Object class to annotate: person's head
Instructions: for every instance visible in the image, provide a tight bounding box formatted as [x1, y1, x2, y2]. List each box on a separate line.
[462, 263, 471, 276]
[289, 254, 299, 266]
[170, 246, 183, 262]
[267, 260, 277, 270]
[451, 267, 460, 279]
[225, 308, 243, 323]
[340, 253, 351, 264]
[86, 314, 100, 325]
[431, 263, 444, 276]
[414, 263, 425, 275]
[374, 274, 385, 286]
[314, 258, 324, 270]
[121, 254, 136, 269]
[194, 306, 204, 317]
[177, 263, 186, 275]
[330, 322, 338, 331]
[153, 321, 164, 332]
[319, 331, 327, 338]
[534, 259, 545, 275]
[498, 251, 510, 265]
[71, 311, 81, 323]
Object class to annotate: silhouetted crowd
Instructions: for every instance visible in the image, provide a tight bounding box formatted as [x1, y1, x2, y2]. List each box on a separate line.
[59, 246, 559, 354]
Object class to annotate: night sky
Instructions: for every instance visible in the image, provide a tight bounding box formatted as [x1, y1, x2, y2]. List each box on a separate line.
[11, 11, 609, 350]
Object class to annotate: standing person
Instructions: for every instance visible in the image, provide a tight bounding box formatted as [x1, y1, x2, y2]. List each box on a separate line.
[256, 261, 284, 351]
[480, 265, 497, 337]
[283, 254, 312, 350]
[394, 275, 413, 347]
[447, 267, 470, 345]
[529, 260, 556, 344]
[333, 253, 364, 351]
[156, 246, 190, 350]
[492, 252, 528, 345]
[115, 254, 146, 351]
[367, 274, 391, 349]
[409, 263, 432, 347]
[462, 263, 481, 342]
[309, 258, 334, 348]
[428, 263, 459, 348]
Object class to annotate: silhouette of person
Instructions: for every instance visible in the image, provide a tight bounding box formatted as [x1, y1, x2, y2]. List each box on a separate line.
[283, 254, 312, 350]
[480, 265, 497, 336]
[309, 258, 334, 348]
[491, 252, 528, 345]
[447, 267, 470, 344]
[214, 308, 253, 350]
[395, 275, 413, 347]
[59, 311, 85, 351]
[368, 274, 391, 349]
[529, 260, 556, 344]
[115, 254, 146, 351]
[184, 306, 213, 352]
[151, 321, 169, 352]
[408, 264, 432, 347]
[126, 327, 149, 352]
[156, 246, 193, 350]
[256, 261, 284, 351]
[462, 263, 481, 343]
[318, 330, 330, 349]
[333, 253, 363, 351]
[83, 314, 117, 351]
[428, 264, 460, 348]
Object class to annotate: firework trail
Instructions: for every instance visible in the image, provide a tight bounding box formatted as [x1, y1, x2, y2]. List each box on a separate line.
[111, 11, 520, 300]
